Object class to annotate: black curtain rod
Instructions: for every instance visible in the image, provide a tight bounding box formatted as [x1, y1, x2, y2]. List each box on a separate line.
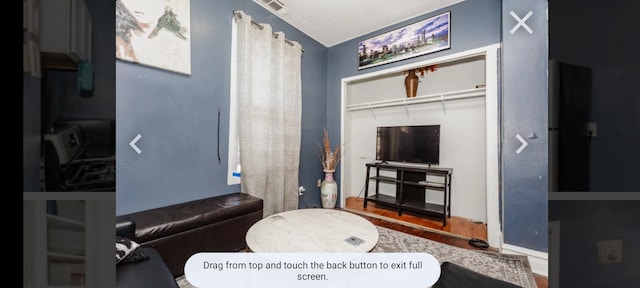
[233, 11, 305, 53]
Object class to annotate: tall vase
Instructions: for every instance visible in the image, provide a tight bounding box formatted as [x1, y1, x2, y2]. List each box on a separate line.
[404, 69, 419, 98]
[320, 170, 338, 208]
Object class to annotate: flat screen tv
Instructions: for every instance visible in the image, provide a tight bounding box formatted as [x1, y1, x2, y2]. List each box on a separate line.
[376, 125, 440, 165]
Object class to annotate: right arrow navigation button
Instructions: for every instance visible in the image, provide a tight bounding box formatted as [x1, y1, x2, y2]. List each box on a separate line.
[515, 134, 528, 154]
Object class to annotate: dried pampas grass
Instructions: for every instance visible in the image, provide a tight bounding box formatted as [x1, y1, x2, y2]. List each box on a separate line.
[318, 128, 342, 171]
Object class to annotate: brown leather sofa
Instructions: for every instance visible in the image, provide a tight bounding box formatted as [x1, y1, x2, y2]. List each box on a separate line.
[115, 192, 264, 287]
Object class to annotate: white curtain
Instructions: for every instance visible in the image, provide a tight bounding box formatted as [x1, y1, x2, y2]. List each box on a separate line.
[233, 11, 302, 217]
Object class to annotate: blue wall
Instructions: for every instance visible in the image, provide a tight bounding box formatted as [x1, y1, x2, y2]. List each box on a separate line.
[549, 0, 640, 191]
[116, 0, 327, 215]
[549, 200, 640, 287]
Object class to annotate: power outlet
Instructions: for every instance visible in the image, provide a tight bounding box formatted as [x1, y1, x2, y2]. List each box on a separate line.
[597, 239, 623, 264]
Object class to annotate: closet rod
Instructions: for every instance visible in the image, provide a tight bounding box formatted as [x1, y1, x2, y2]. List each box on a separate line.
[233, 11, 305, 53]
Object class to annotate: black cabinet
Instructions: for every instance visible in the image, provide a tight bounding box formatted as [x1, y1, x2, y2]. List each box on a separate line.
[363, 163, 453, 226]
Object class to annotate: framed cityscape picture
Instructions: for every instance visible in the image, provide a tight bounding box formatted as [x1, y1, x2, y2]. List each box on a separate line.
[116, 0, 191, 75]
[358, 11, 450, 70]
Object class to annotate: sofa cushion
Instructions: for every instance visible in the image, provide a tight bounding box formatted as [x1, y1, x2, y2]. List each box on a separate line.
[119, 193, 263, 243]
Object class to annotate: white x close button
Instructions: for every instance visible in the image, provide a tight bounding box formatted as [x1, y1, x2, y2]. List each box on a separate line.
[510, 11, 533, 34]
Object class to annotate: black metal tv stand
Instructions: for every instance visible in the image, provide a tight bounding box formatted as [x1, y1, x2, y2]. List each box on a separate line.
[363, 162, 453, 226]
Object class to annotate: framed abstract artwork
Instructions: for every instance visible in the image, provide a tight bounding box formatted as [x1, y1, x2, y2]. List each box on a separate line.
[116, 0, 191, 75]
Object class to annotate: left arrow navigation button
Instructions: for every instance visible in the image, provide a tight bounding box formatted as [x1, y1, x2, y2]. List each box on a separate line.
[129, 134, 142, 154]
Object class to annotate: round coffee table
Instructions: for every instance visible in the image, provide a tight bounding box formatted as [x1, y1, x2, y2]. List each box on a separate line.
[245, 208, 379, 252]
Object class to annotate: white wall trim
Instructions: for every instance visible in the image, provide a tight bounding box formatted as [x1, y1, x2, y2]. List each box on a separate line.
[484, 44, 500, 248]
[502, 243, 548, 277]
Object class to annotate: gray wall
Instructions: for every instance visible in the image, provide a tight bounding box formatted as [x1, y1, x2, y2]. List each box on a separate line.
[549, 0, 640, 191]
[549, 201, 640, 287]
[116, 0, 327, 215]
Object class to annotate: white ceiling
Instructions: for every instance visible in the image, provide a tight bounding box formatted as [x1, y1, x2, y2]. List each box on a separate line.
[253, 0, 465, 47]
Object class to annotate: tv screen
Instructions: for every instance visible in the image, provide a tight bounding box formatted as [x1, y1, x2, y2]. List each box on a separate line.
[376, 125, 440, 164]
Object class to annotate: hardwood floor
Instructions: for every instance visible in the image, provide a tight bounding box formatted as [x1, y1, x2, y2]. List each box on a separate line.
[344, 196, 488, 241]
[342, 196, 548, 288]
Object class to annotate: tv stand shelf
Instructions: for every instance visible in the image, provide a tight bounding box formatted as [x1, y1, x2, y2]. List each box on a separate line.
[363, 162, 453, 226]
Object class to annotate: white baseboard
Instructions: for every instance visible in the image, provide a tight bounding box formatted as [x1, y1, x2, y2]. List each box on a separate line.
[501, 243, 548, 277]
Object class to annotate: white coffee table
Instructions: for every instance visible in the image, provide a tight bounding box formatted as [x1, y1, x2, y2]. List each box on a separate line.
[245, 208, 379, 252]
